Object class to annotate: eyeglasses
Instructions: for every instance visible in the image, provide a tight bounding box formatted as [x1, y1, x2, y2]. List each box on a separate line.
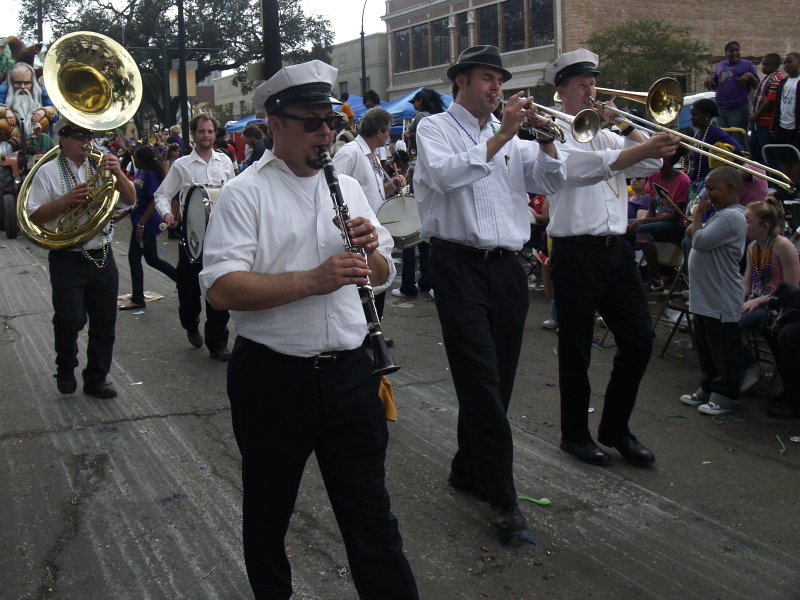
[281, 113, 342, 133]
[68, 131, 94, 141]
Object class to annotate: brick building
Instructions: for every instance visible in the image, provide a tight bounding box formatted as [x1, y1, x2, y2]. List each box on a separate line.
[383, 0, 800, 100]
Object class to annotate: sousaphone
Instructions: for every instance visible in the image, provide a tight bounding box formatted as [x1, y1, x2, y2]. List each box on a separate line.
[16, 31, 143, 249]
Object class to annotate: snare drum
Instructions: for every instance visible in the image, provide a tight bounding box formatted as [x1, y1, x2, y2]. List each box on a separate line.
[376, 193, 421, 249]
[182, 185, 222, 262]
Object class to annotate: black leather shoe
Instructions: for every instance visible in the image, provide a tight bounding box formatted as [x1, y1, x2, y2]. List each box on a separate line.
[766, 402, 800, 419]
[448, 471, 489, 502]
[83, 382, 117, 399]
[599, 434, 655, 465]
[56, 375, 77, 395]
[560, 438, 612, 466]
[210, 347, 231, 361]
[187, 330, 204, 348]
[489, 504, 526, 535]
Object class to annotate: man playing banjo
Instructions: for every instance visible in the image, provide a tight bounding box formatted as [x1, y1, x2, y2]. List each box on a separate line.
[154, 113, 234, 360]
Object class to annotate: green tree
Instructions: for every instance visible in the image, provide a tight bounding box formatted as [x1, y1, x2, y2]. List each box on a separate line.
[584, 19, 712, 112]
[16, 0, 333, 126]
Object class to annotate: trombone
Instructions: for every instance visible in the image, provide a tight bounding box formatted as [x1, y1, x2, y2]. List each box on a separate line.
[492, 95, 601, 143]
[589, 78, 795, 192]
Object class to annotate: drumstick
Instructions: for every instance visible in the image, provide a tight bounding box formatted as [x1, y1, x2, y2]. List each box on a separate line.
[652, 183, 692, 225]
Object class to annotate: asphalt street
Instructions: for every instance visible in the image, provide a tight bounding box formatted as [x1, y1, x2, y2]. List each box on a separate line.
[1, 220, 798, 600]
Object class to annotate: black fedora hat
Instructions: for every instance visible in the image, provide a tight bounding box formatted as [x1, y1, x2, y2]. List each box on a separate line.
[446, 45, 512, 82]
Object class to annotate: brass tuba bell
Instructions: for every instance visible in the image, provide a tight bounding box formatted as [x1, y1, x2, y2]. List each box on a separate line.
[16, 31, 143, 249]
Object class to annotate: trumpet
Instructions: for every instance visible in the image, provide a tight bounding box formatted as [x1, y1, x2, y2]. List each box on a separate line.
[492, 95, 601, 143]
[589, 78, 795, 192]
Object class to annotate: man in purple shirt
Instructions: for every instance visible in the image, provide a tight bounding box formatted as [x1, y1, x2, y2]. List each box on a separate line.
[705, 40, 759, 146]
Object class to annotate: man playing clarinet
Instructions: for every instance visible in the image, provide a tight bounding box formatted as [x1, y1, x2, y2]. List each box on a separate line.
[199, 60, 418, 600]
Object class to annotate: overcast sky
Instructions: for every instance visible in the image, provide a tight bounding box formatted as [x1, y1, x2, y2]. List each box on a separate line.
[8, 1, 387, 48]
[301, 0, 387, 45]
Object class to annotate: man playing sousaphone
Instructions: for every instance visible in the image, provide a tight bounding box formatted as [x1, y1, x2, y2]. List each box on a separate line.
[154, 114, 234, 359]
[26, 119, 135, 398]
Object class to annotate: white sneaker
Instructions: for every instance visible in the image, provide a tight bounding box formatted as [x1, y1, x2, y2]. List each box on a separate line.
[542, 318, 558, 329]
[391, 288, 417, 299]
[739, 362, 768, 395]
[698, 401, 737, 415]
[428, 288, 435, 300]
[680, 393, 706, 406]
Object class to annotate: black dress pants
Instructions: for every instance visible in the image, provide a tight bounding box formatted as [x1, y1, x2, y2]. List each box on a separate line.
[48, 249, 118, 385]
[176, 242, 229, 351]
[551, 236, 653, 443]
[429, 241, 528, 509]
[227, 337, 418, 600]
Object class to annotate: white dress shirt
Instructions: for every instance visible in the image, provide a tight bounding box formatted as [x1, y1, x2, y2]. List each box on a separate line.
[154, 148, 235, 218]
[547, 128, 663, 238]
[199, 150, 396, 357]
[332, 136, 386, 213]
[414, 102, 567, 250]
[27, 156, 113, 250]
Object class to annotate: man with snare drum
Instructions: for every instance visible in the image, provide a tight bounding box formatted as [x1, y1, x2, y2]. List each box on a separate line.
[154, 113, 234, 359]
[333, 107, 405, 342]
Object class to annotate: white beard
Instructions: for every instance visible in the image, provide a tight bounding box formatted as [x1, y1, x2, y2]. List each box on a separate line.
[7, 89, 39, 133]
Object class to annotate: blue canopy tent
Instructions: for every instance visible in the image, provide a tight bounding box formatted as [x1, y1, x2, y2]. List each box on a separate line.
[378, 88, 454, 135]
[226, 114, 260, 133]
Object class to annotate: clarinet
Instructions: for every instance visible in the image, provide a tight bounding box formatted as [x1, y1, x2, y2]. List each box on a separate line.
[318, 146, 400, 376]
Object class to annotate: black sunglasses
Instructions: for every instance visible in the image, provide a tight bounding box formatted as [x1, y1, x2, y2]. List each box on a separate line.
[68, 131, 94, 141]
[281, 113, 342, 133]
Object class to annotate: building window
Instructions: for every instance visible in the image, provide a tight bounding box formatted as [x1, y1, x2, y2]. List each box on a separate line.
[394, 29, 410, 73]
[457, 13, 470, 56]
[339, 53, 346, 64]
[477, 4, 499, 48]
[432, 18, 449, 66]
[339, 81, 348, 95]
[529, 0, 554, 47]
[503, 0, 525, 52]
[412, 23, 430, 70]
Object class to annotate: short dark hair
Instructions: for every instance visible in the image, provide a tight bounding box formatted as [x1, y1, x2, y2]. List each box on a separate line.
[359, 107, 393, 138]
[724, 40, 740, 53]
[763, 53, 782, 66]
[190, 114, 219, 134]
[692, 98, 719, 118]
[242, 124, 264, 140]
[363, 89, 381, 106]
[340, 92, 349, 102]
[451, 67, 474, 99]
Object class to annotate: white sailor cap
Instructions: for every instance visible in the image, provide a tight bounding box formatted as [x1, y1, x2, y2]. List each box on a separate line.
[545, 49, 601, 87]
[252, 60, 341, 115]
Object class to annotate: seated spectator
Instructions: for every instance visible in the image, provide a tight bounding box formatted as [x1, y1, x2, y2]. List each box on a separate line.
[627, 176, 651, 220]
[628, 149, 690, 291]
[738, 197, 800, 393]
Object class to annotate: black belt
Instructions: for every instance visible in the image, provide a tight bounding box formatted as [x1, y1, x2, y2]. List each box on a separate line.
[312, 351, 346, 370]
[556, 235, 623, 248]
[431, 237, 511, 259]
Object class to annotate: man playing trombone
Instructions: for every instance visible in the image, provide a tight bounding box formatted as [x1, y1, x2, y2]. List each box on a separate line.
[544, 49, 679, 467]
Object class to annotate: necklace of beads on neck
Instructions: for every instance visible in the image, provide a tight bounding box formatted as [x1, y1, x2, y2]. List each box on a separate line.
[689, 127, 710, 180]
[447, 110, 497, 146]
[58, 153, 110, 268]
[368, 153, 386, 200]
[589, 130, 620, 198]
[748, 232, 777, 299]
